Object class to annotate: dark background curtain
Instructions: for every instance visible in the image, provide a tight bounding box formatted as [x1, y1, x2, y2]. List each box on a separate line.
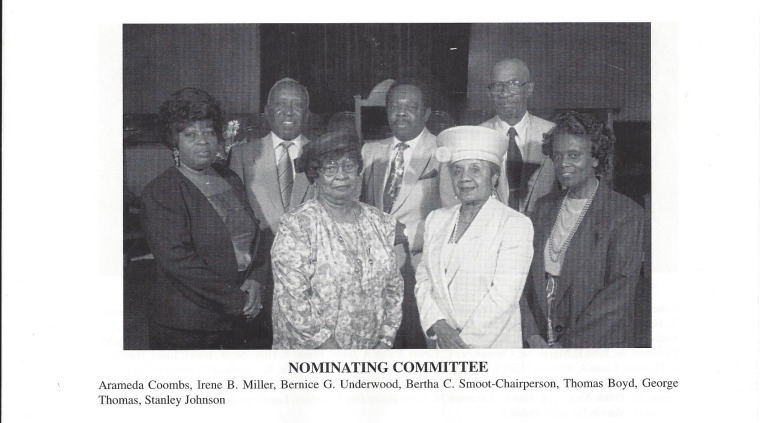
[260, 23, 471, 115]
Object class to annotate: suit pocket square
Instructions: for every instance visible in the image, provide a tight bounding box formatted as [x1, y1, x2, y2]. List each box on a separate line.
[419, 169, 438, 180]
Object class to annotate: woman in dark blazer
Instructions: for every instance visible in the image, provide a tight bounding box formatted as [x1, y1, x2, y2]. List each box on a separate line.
[140, 88, 263, 349]
[521, 111, 644, 348]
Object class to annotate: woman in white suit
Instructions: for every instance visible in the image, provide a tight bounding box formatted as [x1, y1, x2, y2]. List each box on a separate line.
[415, 126, 534, 348]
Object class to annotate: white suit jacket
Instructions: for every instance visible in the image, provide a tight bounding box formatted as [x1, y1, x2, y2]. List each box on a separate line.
[415, 198, 534, 348]
[361, 128, 442, 263]
[229, 133, 316, 235]
[440, 113, 556, 214]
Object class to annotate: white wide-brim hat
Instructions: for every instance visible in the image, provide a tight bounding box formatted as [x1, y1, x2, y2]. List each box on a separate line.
[435, 126, 508, 166]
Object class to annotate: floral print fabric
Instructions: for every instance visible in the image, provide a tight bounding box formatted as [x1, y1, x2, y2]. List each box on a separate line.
[272, 199, 403, 349]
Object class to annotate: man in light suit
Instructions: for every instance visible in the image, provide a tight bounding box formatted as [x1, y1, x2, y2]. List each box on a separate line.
[361, 80, 442, 349]
[228, 78, 316, 348]
[441, 58, 556, 214]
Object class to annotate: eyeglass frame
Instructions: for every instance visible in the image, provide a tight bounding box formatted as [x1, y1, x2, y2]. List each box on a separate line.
[487, 80, 532, 93]
[318, 158, 360, 177]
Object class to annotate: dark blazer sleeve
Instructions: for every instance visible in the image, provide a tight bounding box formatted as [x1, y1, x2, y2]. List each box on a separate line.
[140, 174, 247, 316]
[520, 196, 552, 345]
[520, 280, 541, 343]
[559, 203, 644, 348]
[218, 165, 263, 282]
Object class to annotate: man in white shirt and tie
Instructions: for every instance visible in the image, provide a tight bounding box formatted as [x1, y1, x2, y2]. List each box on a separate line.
[361, 79, 442, 348]
[441, 58, 556, 214]
[229, 78, 316, 348]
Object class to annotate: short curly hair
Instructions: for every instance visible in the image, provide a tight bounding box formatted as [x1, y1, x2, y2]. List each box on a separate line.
[157, 87, 225, 149]
[542, 111, 615, 175]
[295, 131, 363, 184]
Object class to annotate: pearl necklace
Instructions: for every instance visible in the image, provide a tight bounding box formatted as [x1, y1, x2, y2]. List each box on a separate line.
[547, 180, 599, 263]
[450, 209, 475, 244]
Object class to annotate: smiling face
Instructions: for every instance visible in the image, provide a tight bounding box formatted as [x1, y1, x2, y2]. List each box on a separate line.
[266, 82, 307, 141]
[450, 159, 498, 206]
[488, 60, 534, 126]
[316, 153, 361, 206]
[551, 133, 599, 198]
[386, 84, 431, 142]
[175, 120, 218, 171]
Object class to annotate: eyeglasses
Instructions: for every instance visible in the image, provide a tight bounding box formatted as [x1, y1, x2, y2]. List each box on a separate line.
[320, 159, 359, 177]
[488, 80, 531, 93]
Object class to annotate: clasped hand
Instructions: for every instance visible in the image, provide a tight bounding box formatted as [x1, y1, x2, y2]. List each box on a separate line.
[432, 320, 469, 349]
[240, 279, 263, 319]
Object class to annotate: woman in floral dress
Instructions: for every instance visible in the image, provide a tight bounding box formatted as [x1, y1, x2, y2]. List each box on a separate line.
[271, 132, 403, 349]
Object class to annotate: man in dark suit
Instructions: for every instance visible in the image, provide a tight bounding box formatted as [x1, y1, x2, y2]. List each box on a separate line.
[229, 78, 316, 348]
[361, 80, 442, 348]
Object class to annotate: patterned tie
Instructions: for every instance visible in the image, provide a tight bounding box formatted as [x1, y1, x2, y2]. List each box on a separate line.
[277, 141, 294, 211]
[383, 142, 409, 213]
[506, 127, 523, 210]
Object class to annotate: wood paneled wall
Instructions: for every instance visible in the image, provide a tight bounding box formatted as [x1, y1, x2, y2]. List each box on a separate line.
[123, 24, 261, 115]
[467, 23, 650, 121]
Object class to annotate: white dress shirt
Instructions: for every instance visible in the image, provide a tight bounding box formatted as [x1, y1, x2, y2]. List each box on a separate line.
[496, 113, 530, 155]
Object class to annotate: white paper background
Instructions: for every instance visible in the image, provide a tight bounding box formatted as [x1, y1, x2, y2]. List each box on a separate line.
[3, 1, 758, 422]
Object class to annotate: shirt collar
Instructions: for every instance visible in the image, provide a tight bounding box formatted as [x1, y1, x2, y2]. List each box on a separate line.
[497, 112, 529, 140]
[271, 132, 303, 157]
[392, 127, 428, 150]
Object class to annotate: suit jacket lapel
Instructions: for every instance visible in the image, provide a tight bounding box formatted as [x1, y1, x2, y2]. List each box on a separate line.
[522, 156, 552, 211]
[391, 130, 434, 214]
[427, 208, 461, 328]
[372, 140, 394, 210]
[256, 134, 286, 216]
[444, 199, 495, 286]
[515, 114, 539, 212]
[553, 183, 606, 304]
[534, 192, 564, 316]
[290, 136, 312, 207]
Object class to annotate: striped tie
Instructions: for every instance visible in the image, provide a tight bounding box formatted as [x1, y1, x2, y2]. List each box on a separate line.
[277, 141, 294, 211]
[383, 142, 409, 213]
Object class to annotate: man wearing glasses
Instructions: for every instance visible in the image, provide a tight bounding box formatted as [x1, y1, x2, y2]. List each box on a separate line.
[361, 79, 442, 349]
[443, 58, 556, 214]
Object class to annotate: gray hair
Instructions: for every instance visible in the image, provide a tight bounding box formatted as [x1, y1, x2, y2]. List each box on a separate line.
[266, 78, 310, 110]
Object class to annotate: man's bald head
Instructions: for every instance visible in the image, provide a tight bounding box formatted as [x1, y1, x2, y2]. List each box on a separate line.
[491, 58, 531, 82]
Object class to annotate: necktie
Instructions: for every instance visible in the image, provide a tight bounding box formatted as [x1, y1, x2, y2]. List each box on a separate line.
[506, 127, 523, 210]
[277, 141, 294, 211]
[383, 143, 409, 213]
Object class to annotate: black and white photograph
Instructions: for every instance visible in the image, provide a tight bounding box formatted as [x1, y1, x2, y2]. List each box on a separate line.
[123, 23, 652, 351]
[3, 1, 759, 422]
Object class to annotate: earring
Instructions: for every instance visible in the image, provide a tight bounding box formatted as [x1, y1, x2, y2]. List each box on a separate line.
[491, 188, 497, 198]
[172, 149, 180, 167]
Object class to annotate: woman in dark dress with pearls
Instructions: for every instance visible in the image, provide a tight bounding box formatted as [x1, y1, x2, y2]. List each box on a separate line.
[521, 111, 645, 348]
